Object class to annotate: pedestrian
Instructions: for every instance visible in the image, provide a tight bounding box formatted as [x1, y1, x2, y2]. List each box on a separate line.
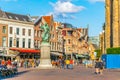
[98, 59, 104, 75]
[60, 58, 65, 69]
[94, 58, 104, 75]
[65, 59, 70, 69]
[7, 59, 12, 69]
[94, 58, 99, 74]
[69, 59, 74, 69]
[1, 59, 6, 66]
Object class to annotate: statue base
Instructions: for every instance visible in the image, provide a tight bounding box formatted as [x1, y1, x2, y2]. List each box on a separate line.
[38, 59, 53, 69]
[37, 42, 54, 69]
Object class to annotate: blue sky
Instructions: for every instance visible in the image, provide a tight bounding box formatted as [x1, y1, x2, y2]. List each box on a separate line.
[0, 0, 105, 36]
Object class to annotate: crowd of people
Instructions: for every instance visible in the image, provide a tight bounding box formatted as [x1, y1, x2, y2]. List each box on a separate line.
[14, 59, 40, 68]
[0, 58, 40, 69]
[0, 59, 18, 77]
[1, 59, 17, 69]
[51, 58, 75, 69]
[0, 56, 105, 76]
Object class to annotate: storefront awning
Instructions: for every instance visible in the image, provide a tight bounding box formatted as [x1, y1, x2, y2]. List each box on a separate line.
[51, 52, 63, 56]
[0, 54, 16, 57]
[10, 48, 40, 54]
[76, 54, 89, 58]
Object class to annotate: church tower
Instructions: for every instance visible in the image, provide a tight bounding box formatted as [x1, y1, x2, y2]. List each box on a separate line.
[112, 0, 119, 47]
[105, 0, 112, 49]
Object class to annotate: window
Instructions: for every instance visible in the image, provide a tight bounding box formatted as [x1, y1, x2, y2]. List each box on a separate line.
[28, 29, 31, 36]
[35, 30, 37, 37]
[67, 31, 72, 36]
[16, 38, 19, 47]
[16, 28, 19, 35]
[68, 39, 71, 44]
[62, 30, 66, 36]
[22, 29, 25, 35]
[9, 16, 12, 19]
[22, 38, 25, 48]
[10, 27, 13, 34]
[2, 37, 6, 47]
[68, 47, 71, 51]
[37, 31, 39, 37]
[23, 18, 27, 21]
[9, 37, 12, 47]
[28, 39, 31, 48]
[34, 40, 37, 48]
[38, 41, 40, 48]
[15, 16, 19, 20]
[39, 31, 41, 37]
[2, 26, 6, 33]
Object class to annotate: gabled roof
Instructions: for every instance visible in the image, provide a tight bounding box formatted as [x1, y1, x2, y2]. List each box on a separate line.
[53, 22, 61, 29]
[5, 12, 32, 22]
[34, 15, 53, 26]
[31, 16, 39, 22]
[0, 10, 32, 22]
[34, 16, 42, 26]
[42, 15, 53, 26]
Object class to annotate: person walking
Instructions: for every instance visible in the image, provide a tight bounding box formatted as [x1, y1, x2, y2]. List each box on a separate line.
[69, 59, 74, 69]
[7, 59, 12, 69]
[65, 59, 70, 69]
[60, 58, 65, 69]
[94, 59, 99, 74]
[94, 58, 104, 75]
[98, 59, 104, 75]
[1, 59, 6, 66]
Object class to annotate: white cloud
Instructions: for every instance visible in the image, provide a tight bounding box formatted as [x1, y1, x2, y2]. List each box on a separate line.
[88, 0, 105, 3]
[50, 1, 85, 13]
[49, 0, 85, 20]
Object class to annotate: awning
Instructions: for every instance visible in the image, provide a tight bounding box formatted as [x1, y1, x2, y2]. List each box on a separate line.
[10, 48, 40, 54]
[76, 54, 89, 58]
[8, 50, 19, 55]
[51, 52, 63, 56]
[0, 54, 16, 57]
[76, 54, 85, 58]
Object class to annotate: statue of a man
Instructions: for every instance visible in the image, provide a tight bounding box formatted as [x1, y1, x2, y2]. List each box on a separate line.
[40, 23, 50, 43]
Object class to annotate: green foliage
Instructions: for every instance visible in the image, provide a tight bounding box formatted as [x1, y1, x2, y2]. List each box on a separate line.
[107, 47, 120, 54]
[94, 49, 101, 58]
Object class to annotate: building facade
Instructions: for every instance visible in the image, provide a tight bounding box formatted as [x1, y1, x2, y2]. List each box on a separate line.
[0, 10, 39, 59]
[88, 36, 99, 47]
[34, 17, 42, 49]
[105, 0, 120, 50]
[61, 23, 89, 59]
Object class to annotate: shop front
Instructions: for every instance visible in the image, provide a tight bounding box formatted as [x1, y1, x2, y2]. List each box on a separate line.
[50, 51, 63, 60]
[9, 48, 40, 59]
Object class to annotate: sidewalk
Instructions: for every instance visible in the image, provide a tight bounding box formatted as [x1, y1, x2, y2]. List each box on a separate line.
[4, 64, 120, 80]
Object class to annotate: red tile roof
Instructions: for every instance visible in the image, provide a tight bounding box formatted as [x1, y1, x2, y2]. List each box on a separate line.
[42, 15, 53, 26]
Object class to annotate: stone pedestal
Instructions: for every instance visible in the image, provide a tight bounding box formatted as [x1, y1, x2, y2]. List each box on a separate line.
[38, 43, 53, 69]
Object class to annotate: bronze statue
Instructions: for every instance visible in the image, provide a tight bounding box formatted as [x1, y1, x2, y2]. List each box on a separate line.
[40, 23, 50, 43]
